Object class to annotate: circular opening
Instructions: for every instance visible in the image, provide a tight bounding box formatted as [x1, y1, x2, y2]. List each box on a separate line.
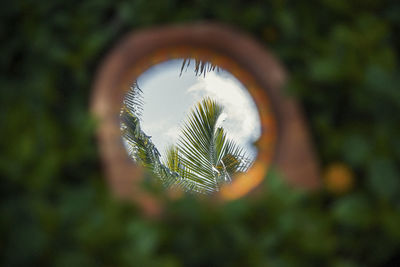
[120, 58, 263, 195]
[116, 47, 277, 199]
[91, 24, 321, 215]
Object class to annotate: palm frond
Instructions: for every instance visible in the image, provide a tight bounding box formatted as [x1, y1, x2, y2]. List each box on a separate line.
[177, 97, 252, 191]
[122, 81, 144, 119]
[121, 83, 214, 194]
[121, 82, 253, 194]
[179, 58, 220, 77]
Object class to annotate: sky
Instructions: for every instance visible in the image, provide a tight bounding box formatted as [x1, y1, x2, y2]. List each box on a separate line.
[125, 59, 261, 160]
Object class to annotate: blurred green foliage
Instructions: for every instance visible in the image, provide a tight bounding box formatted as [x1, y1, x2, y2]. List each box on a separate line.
[1, 0, 400, 266]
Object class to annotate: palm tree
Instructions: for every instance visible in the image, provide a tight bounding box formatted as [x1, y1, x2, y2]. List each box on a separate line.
[120, 76, 252, 194]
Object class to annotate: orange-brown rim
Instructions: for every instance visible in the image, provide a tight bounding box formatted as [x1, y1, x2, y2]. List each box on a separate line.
[118, 46, 277, 200]
[91, 23, 318, 215]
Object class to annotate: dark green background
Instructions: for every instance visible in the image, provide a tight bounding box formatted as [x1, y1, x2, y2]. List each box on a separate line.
[1, 0, 400, 266]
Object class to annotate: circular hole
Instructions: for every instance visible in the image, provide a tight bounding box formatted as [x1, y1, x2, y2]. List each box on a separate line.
[92, 24, 320, 212]
[120, 58, 263, 194]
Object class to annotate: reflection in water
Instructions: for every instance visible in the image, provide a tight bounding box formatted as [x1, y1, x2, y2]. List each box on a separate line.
[120, 59, 261, 194]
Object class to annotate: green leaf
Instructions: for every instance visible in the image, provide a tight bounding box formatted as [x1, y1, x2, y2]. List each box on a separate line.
[367, 158, 400, 200]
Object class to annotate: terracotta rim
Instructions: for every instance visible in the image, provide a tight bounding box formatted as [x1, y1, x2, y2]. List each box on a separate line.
[91, 23, 319, 214]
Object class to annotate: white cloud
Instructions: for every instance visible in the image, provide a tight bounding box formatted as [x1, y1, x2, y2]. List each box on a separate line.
[164, 125, 181, 141]
[186, 71, 261, 157]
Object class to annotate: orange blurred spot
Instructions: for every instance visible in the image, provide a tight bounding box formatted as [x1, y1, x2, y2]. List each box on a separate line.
[324, 163, 354, 194]
[220, 162, 267, 200]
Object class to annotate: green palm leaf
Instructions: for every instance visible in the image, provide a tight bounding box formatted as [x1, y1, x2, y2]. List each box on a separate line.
[121, 83, 253, 194]
[176, 97, 252, 191]
[179, 58, 220, 77]
[121, 83, 214, 194]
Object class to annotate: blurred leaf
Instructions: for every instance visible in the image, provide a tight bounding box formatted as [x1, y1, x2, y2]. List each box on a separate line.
[342, 134, 370, 167]
[332, 194, 374, 228]
[367, 158, 400, 201]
